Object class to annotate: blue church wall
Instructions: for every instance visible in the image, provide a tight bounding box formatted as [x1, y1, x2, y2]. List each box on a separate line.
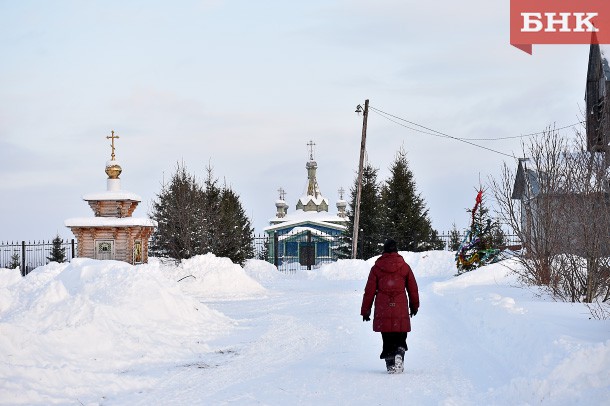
[265, 224, 345, 268]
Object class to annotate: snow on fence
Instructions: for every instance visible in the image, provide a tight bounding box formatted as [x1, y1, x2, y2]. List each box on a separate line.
[1, 233, 521, 275]
[0, 239, 77, 276]
[249, 232, 522, 271]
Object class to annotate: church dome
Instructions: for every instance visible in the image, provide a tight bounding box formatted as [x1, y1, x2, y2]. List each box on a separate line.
[105, 161, 122, 179]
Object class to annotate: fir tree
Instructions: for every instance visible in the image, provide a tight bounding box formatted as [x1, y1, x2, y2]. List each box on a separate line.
[215, 186, 254, 265]
[455, 188, 503, 273]
[380, 148, 443, 251]
[200, 166, 223, 255]
[150, 163, 206, 260]
[150, 163, 255, 264]
[338, 163, 382, 259]
[8, 252, 20, 270]
[257, 236, 269, 261]
[449, 223, 462, 251]
[47, 234, 66, 263]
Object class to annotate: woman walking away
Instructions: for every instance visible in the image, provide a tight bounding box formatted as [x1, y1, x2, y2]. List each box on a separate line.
[361, 239, 419, 374]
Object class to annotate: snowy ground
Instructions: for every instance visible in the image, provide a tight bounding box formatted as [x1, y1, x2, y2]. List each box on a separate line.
[0, 252, 608, 405]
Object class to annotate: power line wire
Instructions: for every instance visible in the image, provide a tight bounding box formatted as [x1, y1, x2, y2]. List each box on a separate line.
[461, 122, 583, 140]
[369, 105, 582, 141]
[369, 108, 516, 158]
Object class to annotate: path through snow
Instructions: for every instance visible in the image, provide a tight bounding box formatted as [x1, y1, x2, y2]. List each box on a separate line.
[1, 253, 608, 405]
[118, 261, 608, 405]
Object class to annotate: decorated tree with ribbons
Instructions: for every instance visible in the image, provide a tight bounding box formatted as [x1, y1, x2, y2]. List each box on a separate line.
[455, 189, 503, 274]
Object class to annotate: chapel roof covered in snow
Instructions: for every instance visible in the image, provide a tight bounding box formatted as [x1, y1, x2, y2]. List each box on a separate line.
[265, 209, 347, 232]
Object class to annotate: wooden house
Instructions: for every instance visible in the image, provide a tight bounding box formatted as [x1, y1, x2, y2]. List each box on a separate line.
[512, 44, 610, 254]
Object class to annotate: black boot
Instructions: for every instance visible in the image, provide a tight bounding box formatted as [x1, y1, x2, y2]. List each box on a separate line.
[385, 356, 396, 374]
[394, 347, 406, 373]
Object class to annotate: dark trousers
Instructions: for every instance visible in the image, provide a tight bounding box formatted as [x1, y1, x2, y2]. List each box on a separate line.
[379, 332, 408, 359]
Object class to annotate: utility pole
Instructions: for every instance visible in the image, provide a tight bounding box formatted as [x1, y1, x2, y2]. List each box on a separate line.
[352, 99, 369, 259]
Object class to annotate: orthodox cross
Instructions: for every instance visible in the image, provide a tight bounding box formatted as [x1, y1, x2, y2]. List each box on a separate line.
[307, 140, 316, 160]
[338, 187, 345, 200]
[278, 187, 286, 201]
[106, 130, 120, 161]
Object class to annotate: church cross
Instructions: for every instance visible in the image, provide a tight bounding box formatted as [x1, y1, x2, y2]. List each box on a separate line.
[338, 187, 345, 200]
[307, 140, 316, 160]
[278, 187, 286, 201]
[106, 130, 120, 161]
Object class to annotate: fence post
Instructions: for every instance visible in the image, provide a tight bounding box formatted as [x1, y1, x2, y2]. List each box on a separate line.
[21, 241, 26, 277]
[273, 232, 278, 267]
[71, 239, 75, 260]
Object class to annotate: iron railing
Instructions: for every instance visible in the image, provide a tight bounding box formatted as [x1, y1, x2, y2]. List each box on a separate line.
[251, 232, 522, 272]
[2, 233, 521, 275]
[0, 240, 77, 276]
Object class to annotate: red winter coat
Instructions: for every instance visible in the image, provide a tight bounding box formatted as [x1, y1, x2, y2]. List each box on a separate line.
[361, 252, 419, 332]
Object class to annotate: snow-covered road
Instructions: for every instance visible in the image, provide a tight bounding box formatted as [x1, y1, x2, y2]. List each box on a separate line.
[1, 253, 608, 405]
[124, 272, 609, 405]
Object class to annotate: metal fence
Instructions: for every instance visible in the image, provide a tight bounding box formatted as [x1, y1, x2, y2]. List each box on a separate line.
[251, 232, 522, 272]
[252, 230, 345, 273]
[0, 240, 77, 276]
[436, 232, 522, 251]
[2, 232, 521, 276]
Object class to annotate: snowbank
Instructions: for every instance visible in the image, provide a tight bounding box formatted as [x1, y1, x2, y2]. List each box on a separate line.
[0, 267, 23, 315]
[427, 257, 610, 405]
[432, 258, 520, 294]
[243, 259, 282, 282]
[305, 258, 373, 280]
[167, 253, 267, 300]
[0, 258, 233, 404]
[303, 250, 458, 281]
[399, 250, 458, 278]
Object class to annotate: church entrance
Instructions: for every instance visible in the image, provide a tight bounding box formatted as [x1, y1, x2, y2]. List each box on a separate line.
[95, 240, 114, 260]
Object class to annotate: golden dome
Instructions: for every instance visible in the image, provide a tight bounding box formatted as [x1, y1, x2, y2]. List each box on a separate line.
[105, 162, 122, 179]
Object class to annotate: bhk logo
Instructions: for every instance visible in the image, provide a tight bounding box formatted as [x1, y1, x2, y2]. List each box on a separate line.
[510, 0, 610, 54]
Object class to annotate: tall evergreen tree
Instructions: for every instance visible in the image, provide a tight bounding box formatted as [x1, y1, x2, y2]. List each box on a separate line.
[200, 166, 223, 255]
[216, 186, 254, 264]
[380, 148, 443, 251]
[47, 234, 66, 263]
[150, 163, 255, 264]
[150, 163, 206, 260]
[338, 163, 382, 259]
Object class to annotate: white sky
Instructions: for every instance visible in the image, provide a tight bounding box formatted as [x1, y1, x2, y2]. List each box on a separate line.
[0, 0, 590, 241]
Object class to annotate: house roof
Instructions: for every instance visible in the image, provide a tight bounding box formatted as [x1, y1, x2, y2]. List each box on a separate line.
[82, 190, 142, 202]
[512, 153, 610, 200]
[65, 217, 157, 228]
[512, 159, 540, 200]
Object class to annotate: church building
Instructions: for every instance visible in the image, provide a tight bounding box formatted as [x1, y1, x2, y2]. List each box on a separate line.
[65, 131, 156, 264]
[264, 141, 348, 267]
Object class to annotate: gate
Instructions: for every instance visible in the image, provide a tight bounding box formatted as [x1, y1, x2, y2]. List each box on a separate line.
[264, 229, 343, 272]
